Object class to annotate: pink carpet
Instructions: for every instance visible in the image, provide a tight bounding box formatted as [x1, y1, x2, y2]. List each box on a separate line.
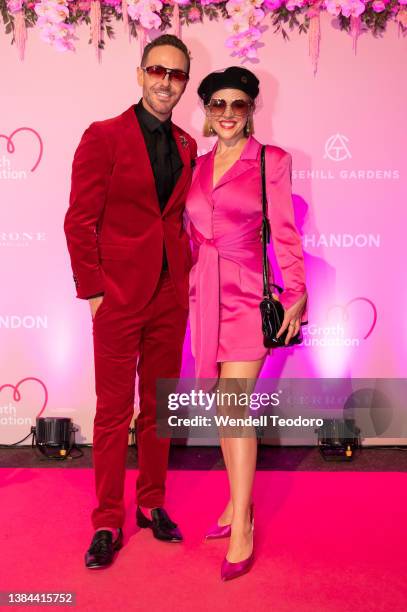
[0, 468, 406, 612]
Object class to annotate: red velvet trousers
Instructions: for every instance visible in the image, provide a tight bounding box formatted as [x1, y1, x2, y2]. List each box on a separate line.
[91, 271, 188, 529]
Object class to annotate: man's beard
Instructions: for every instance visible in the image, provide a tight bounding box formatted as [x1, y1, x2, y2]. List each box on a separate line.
[145, 87, 176, 116]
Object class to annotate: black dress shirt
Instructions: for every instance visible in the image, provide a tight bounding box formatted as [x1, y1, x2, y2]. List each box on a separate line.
[86, 99, 183, 299]
[135, 99, 183, 272]
[135, 99, 183, 205]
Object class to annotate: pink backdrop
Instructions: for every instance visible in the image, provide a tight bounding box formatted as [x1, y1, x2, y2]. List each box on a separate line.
[1, 18, 406, 444]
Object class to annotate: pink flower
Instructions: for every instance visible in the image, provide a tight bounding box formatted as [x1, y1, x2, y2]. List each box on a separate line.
[372, 0, 386, 11]
[78, 0, 90, 8]
[39, 20, 76, 51]
[7, 0, 24, 12]
[35, 0, 69, 22]
[324, 0, 341, 15]
[263, 0, 283, 9]
[396, 6, 407, 24]
[225, 25, 261, 52]
[251, 7, 264, 20]
[225, 15, 251, 32]
[226, 0, 252, 18]
[285, 0, 306, 10]
[127, 0, 162, 27]
[340, 0, 365, 17]
[226, 37, 258, 57]
[187, 5, 201, 20]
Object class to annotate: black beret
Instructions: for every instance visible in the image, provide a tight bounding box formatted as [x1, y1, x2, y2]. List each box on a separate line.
[197, 66, 260, 104]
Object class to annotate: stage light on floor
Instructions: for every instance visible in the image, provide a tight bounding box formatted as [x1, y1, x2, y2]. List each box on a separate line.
[32, 417, 82, 460]
[317, 418, 360, 461]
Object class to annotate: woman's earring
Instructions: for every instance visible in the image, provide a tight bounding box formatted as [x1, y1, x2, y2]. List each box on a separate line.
[245, 116, 253, 136]
[209, 125, 215, 136]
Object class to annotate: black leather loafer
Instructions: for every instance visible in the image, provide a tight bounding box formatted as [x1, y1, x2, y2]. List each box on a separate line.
[136, 507, 183, 542]
[85, 528, 123, 569]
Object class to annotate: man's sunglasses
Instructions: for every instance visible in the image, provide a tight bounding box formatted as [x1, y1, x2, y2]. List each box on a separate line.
[206, 98, 253, 117]
[141, 65, 189, 84]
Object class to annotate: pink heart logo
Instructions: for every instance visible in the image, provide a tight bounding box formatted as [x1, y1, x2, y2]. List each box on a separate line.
[0, 127, 43, 172]
[327, 297, 377, 340]
[0, 377, 48, 418]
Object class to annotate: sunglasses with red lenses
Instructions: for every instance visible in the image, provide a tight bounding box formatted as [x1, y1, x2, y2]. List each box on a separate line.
[206, 98, 253, 117]
[142, 65, 189, 84]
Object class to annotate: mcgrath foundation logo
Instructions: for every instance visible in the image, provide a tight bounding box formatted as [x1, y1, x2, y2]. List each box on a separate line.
[0, 128, 43, 179]
[324, 134, 352, 162]
[0, 377, 48, 431]
[303, 297, 378, 348]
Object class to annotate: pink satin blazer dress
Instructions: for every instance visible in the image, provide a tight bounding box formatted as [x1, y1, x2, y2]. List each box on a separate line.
[184, 135, 308, 379]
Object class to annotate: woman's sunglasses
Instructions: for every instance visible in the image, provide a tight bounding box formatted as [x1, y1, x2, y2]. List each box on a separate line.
[141, 65, 190, 84]
[206, 98, 253, 117]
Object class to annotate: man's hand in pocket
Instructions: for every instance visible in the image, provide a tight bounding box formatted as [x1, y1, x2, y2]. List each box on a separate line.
[89, 296, 104, 319]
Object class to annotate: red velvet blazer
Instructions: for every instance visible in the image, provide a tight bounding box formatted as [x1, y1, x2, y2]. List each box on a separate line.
[64, 105, 197, 310]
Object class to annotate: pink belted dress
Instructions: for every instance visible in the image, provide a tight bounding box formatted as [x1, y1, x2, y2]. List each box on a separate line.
[184, 135, 308, 380]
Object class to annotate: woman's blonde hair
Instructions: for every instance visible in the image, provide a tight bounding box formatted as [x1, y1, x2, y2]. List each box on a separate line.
[203, 106, 255, 138]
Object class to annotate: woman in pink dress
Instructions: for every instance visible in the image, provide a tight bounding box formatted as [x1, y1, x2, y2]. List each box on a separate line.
[184, 67, 308, 580]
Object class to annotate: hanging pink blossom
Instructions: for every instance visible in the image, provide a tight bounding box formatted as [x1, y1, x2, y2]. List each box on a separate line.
[225, 16, 251, 32]
[7, 0, 24, 12]
[285, 0, 306, 10]
[38, 20, 76, 50]
[35, 0, 69, 22]
[187, 5, 201, 20]
[263, 0, 283, 9]
[34, 0, 76, 50]
[127, 0, 163, 28]
[324, 0, 341, 15]
[372, 0, 386, 11]
[225, 0, 265, 59]
[226, 25, 261, 57]
[226, 0, 252, 19]
[396, 6, 407, 25]
[340, 0, 365, 17]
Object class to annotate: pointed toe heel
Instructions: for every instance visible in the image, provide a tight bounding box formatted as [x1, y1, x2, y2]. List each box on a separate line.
[205, 523, 231, 540]
[221, 551, 255, 581]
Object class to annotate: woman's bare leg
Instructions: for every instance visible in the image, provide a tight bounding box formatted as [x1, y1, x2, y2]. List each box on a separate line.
[217, 438, 233, 526]
[218, 357, 265, 561]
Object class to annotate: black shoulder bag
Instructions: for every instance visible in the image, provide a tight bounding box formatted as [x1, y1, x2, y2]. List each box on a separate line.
[259, 145, 303, 348]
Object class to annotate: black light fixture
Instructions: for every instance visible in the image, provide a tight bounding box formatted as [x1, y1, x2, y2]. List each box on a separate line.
[32, 417, 82, 459]
[317, 418, 360, 461]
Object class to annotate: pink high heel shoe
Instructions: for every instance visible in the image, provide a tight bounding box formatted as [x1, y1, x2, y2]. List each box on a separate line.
[205, 502, 253, 540]
[220, 506, 255, 582]
[205, 522, 231, 540]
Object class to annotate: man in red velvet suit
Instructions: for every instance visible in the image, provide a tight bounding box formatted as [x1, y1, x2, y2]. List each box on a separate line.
[64, 35, 197, 569]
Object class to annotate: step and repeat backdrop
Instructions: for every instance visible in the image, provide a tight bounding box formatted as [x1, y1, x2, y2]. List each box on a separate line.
[1, 18, 406, 444]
